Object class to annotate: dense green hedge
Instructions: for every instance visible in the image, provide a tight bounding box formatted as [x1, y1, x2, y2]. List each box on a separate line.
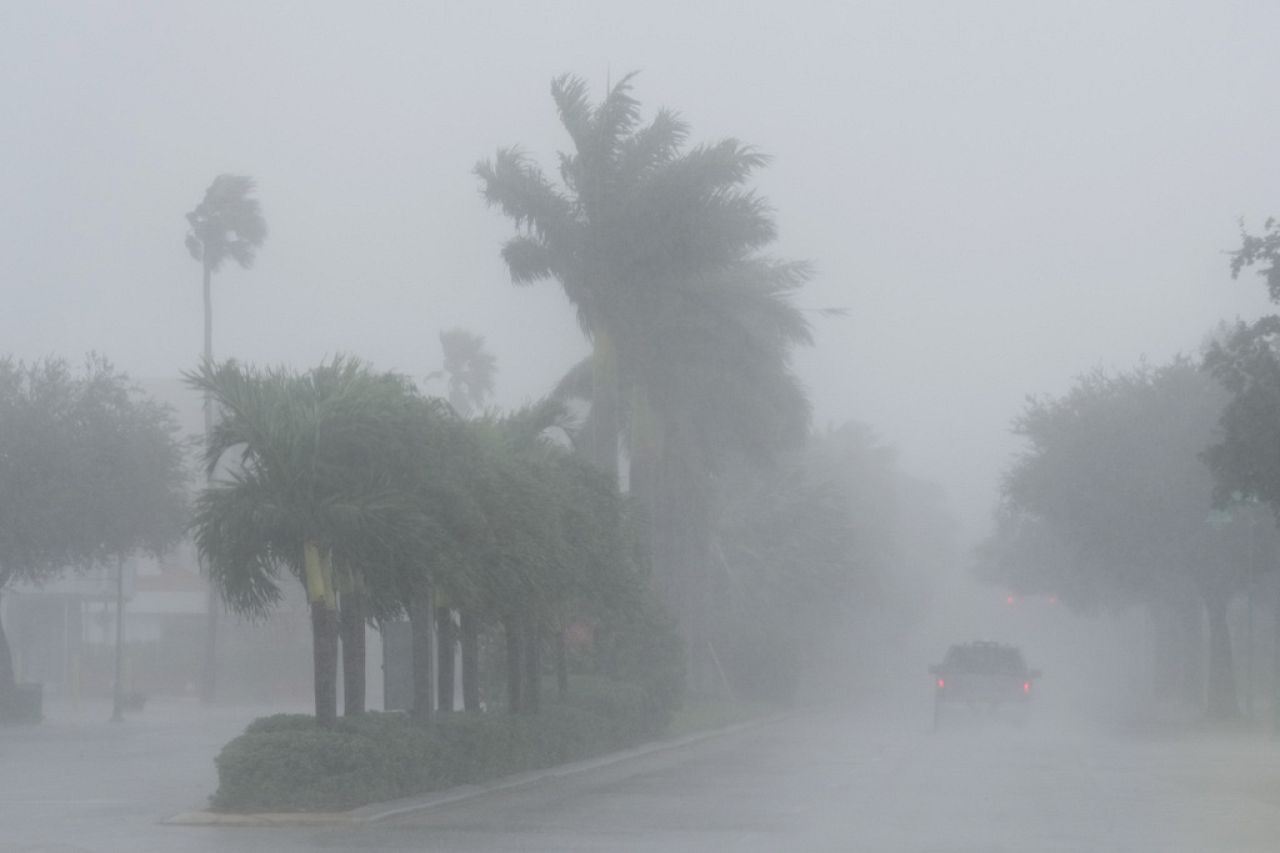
[212, 678, 667, 813]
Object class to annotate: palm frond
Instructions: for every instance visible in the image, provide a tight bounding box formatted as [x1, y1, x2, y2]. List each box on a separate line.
[551, 74, 594, 154]
[185, 174, 267, 273]
[474, 149, 576, 244]
[500, 235, 557, 284]
[618, 108, 690, 182]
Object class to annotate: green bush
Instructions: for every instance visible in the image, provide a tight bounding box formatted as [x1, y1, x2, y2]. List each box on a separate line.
[211, 679, 667, 813]
[560, 676, 664, 745]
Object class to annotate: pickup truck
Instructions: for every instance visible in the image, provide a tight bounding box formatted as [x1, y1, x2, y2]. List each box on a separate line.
[930, 641, 1040, 728]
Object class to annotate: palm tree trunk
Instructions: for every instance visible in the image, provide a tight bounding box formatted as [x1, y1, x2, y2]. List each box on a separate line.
[556, 627, 569, 701]
[0, 578, 16, 716]
[504, 614, 522, 713]
[310, 601, 339, 727]
[409, 587, 434, 721]
[436, 605, 455, 713]
[200, 259, 219, 705]
[302, 542, 340, 726]
[523, 617, 541, 714]
[589, 334, 620, 478]
[340, 590, 366, 716]
[460, 609, 480, 712]
[1205, 589, 1240, 721]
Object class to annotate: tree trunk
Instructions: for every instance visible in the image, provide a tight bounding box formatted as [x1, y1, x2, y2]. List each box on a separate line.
[1179, 599, 1204, 710]
[0, 580, 16, 715]
[436, 606, 455, 713]
[588, 334, 620, 478]
[460, 609, 480, 712]
[1204, 590, 1240, 721]
[504, 615, 522, 714]
[556, 627, 569, 701]
[1273, 574, 1280, 736]
[340, 590, 366, 716]
[200, 259, 219, 705]
[111, 555, 126, 722]
[409, 587, 434, 721]
[523, 618, 541, 714]
[310, 602, 339, 727]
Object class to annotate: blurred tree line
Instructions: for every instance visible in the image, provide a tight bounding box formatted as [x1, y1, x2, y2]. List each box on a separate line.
[978, 219, 1280, 723]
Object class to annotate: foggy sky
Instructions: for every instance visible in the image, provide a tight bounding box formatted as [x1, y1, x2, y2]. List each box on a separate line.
[3, 0, 1279, 545]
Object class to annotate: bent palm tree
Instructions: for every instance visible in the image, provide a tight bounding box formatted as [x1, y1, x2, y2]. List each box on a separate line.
[185, 174, 267, 703]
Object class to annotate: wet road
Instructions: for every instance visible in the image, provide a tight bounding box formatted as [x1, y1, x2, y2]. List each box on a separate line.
[4, 702, 1280, 852]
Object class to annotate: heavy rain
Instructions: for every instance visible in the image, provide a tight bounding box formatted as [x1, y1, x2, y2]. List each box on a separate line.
[2, 2, 1280, 851]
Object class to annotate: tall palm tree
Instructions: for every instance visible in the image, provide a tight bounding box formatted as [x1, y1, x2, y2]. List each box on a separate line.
[426, 328, 496, 711]
[187, 357, 426, 726]
[185, 174, 267, 703]
[477, 75, 813, 686]
[430, 328, 497, 419]
[476, 73, 780, 476]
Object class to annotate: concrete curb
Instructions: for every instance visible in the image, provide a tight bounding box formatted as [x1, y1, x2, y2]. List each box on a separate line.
[162, 711, 790, 828]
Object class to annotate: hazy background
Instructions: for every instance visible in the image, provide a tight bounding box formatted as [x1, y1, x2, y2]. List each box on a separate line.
[3, 0, 1279, 545]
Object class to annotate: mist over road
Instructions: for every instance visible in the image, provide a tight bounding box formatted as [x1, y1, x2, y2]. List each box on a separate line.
[9, 701, 1268, 853]
[337, 707, 1279, 852]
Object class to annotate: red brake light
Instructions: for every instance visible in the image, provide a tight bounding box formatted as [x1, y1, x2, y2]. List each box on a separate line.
[1006, 595, 1015, 605]
[937, 678, 945, 689]
[1023, 681, 1031, 693]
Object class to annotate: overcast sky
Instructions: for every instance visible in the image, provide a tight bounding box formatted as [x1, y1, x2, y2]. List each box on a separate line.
[3, 0, 1279, 543]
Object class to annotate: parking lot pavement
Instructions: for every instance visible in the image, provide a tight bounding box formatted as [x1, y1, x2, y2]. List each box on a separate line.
[0, 697, 304, 852]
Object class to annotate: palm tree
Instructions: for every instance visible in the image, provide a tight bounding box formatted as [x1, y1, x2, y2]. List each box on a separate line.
[426, 328, 496, 711]
[477, 75, 813, 687]
[430, 328, 497, 418]
[187, 357, 426, 726]
[185, 174, 267, 703]
[476, 73, 780, 476]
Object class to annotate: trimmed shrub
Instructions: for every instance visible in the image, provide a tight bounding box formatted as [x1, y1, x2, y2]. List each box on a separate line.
[211, 679, 665, 813]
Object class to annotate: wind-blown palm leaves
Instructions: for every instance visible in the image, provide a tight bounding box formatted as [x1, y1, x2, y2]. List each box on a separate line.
[185, 175, 268, 274]
[187, 357, 435, 725]
[477, 74, 813, 688]
[188, 355, 650, 722]
[185, 173, 267, 703]
[476, 72, 812, 478]
[428, 328, 497, 419]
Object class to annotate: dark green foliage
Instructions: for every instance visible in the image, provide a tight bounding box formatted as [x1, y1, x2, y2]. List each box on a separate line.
[211, 679, 662, 813]
[591, 591, 685, 726]
[559, 675, 668, 744]
[1204, 317, 1280, 514]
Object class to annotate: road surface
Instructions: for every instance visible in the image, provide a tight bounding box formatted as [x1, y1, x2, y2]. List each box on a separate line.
[3, 701, 1278, 851]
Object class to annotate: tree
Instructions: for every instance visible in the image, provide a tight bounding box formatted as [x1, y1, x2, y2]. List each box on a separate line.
[426, 328, 497, 710]
[185, 174, 267, 703]
[429, 328, 496, 419]
[990, 359, 1256, 719]
[0, 356, 187, 717]
[476, 74, 812, 687]
[187, 357, 428, 726]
